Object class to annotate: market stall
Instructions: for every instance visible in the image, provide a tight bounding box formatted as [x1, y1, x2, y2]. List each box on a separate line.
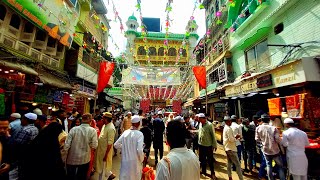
[267, 93, 320, 177]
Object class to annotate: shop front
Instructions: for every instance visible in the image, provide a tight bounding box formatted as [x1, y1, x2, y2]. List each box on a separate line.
[73, 84, 96, 114]
[0, 60, 73, 116]
[223, 57, 320, 177]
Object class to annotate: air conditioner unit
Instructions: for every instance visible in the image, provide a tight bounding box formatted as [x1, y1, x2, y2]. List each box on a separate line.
[2, 34, 16, 48]
[29, 48, 41, 61]
[15, 41, 30, 54]
[41, 54, 51, 65]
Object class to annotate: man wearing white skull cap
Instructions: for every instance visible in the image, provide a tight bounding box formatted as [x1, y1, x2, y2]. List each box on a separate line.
[114, 115, 144, 180]
[281, 118, 309, 180]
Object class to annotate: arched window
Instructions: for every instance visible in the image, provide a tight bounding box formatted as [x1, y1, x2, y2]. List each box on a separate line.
[182, 49, 187, 57]
[23, 22, 34, 33]
[35, 30, 46, 41]
[10, 14, 21, 29]
[148, 47, 156, 56]
[168, 48, 176, 56]
[0, 5, 6, 21]
[158, 47, 164, 56]
[137, 46, 146, 55]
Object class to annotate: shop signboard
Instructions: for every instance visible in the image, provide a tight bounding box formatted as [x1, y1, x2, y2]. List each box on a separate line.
[218, 63, 227, 83]
[225, 79, 257, 97]
[267, 98, 281, 116]
[272, 61, 305, 88]
[257, 74, 272, 88]
[3, 0, 80, 47]
[34, 88, 53, 104]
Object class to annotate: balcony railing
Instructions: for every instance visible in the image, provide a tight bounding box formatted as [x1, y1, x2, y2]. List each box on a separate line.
[136, 55, 187, 63]
[201, 31, 230, 65]
[82, 51, 99, 71]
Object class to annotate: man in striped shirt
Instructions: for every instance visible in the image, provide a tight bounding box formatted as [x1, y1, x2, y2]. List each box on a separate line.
[64, 113, 98, 180]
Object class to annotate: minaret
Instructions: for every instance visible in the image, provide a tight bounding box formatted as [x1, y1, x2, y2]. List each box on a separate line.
[125, 14, 139, 64]
[186, 19, 199, 65]
[123, 14, 139, 110]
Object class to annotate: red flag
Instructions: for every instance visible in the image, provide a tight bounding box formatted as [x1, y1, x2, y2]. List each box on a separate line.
[192, 66, 206, 89]
[97, 61, 115, 93]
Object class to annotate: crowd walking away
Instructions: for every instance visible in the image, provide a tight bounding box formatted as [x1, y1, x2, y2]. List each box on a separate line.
[0, 107, 312, 180]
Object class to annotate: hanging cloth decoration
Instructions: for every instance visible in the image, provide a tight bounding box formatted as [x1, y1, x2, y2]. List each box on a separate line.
[97, 61, 115, 93]
[192, 66, 206, 89]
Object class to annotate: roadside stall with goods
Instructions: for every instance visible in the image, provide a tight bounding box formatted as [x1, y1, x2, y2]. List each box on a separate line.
[267, 93, 320, 178]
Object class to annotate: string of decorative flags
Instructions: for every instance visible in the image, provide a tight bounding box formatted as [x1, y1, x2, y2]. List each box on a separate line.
[111, 0, 124, 32]
[113, 0, 264, 101]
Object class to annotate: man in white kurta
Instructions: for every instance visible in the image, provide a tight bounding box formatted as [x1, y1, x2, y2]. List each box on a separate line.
[156, 120, 200, 180]
[93, 112, 116, 180]
[114, 115, 144, 180]
[281, 118, 309, 180]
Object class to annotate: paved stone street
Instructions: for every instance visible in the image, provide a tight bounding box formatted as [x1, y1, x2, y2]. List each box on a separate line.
[111, 143, 258, 180]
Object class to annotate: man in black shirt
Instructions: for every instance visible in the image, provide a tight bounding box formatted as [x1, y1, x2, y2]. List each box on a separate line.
[140, 118, 152, 167]
[153, 112, 165, 165]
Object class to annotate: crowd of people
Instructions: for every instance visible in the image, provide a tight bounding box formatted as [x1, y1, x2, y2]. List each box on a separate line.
[0, 106, 311, 180]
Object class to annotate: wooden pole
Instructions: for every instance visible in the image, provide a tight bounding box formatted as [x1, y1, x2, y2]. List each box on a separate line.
[205, 87, 208, 114]
[93, 65, 100, 116]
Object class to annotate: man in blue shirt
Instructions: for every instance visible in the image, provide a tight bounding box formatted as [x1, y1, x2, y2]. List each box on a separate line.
[9, 113, 21, 138]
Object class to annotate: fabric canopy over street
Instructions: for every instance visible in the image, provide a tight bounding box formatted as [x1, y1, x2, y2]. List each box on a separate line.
[0, 60, 38, 76]
[38, 71, 73, 89]
[121, 66, 181, 85]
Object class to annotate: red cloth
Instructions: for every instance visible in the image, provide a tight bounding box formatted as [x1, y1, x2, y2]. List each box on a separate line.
[97, 61, 115, 93]
[306, 139, 320, 149]
[192, 66, 206, 89]
[141, 166, 155, 180]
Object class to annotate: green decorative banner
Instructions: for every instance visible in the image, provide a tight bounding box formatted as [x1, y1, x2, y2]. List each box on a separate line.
[3, 0, 80, 47]
[0, 94, 5, 115]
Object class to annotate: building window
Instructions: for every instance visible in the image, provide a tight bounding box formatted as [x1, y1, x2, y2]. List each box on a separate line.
[0, 5, 6, 21]
[10, 14, 21, 29]
[35, 30, 46, 41]
[148, 47, 157, 56]
[168, 48, 176, 56]
[182, 49, 187, 57]
[158, 47, 164, 56]
[138, 46, 146, 55]
[47, 36, 56, 48]
[245, 39, 270, 72]
[23, 22, 34, 33]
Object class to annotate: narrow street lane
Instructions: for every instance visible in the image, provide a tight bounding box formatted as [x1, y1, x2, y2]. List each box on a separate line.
[111, 143, 257, 180]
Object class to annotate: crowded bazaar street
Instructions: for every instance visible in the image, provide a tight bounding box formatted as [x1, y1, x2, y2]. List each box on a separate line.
[0, 0, 320, 180]
[111, 142, 257, 180]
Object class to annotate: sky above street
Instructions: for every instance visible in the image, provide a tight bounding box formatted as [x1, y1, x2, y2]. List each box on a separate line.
[104, 0, 206, 57]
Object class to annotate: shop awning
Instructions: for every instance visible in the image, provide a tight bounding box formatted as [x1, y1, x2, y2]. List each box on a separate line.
[38, 72, 73, 89]
[0, 60, 38, 76]
[238, 26, 271, 50]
